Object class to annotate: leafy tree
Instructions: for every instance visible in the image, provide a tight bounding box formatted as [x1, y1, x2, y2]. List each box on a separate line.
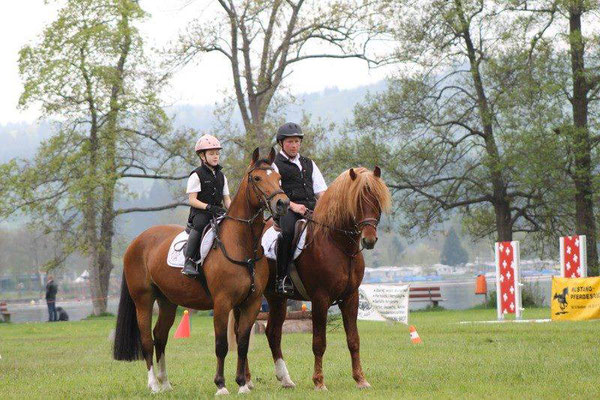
[507, 0, 600, 274]
[0, 0, 193, 314]
[440, 228, 469, 266]
[333, 0, 567, 246]
[174, 0, 383, 163]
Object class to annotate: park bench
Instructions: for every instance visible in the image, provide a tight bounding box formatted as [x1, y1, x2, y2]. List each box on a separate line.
[0, 301, 11, 322]
[409, 286, 444, 307]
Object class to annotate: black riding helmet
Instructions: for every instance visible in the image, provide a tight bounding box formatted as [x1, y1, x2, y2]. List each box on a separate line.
[276, 122, 304, 143]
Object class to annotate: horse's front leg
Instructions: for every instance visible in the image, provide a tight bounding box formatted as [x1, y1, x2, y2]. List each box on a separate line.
[265, 294, 295, 388]
[232, 296, 261, 394]
[231, 309, 255, 391]
[339, 290, 371, 388]
[213, 300, 232, 395]
[311, 294, 330, 390]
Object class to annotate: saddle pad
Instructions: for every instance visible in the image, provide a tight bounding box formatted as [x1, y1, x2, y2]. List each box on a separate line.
[167, 219, 223, 268]
[261, 225, 306, 261]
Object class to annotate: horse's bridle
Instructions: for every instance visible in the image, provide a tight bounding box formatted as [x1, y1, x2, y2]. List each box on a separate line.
[213, 164, 285, 300]
[303, 211, 381, 259]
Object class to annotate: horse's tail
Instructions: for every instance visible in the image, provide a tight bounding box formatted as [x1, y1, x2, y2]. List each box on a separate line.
[113, 273, 143, 361]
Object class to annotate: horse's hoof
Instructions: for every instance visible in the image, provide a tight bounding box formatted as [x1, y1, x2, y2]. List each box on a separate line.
[246, 380, 255, 390]
[215, 387, 230, 396]
[357, 380, 371, 389]
[238, 385, 251, 394]
[314, 384, 328, 391]
[161, 381, 173, 392]
[148, 383, 161, 394]
[281, 376, 296, 388]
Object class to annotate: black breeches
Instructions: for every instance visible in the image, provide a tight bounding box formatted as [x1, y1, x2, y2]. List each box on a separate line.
[276, 209, 302, 276]
[190, 212, 211, 232]
[186, 212, 211, 259]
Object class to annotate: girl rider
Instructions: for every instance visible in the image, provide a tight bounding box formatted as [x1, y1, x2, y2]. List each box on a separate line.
[182, 134, 231, 277]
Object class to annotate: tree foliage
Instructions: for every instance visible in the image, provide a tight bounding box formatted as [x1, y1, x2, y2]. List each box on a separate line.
[1, 0, 193, 313]
[440, 228, 469, 266]
[173, 0, 384, 167]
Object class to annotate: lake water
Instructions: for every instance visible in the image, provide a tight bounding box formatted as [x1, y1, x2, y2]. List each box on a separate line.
[2, 276, 553, 323]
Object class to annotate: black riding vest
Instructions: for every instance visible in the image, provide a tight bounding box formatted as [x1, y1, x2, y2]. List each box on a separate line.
[274, 153, 316, 210]
[188, 163, 225, 218]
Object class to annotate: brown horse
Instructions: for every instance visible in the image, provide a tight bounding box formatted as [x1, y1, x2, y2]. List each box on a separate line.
[257, 166, 392, 390]
[112, 148, 289, 395]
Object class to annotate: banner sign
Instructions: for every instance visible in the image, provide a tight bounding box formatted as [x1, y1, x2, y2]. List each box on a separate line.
[551, 277, 600, 321]
[358, 284, 409, 324]
[495, 241, 522, 320]
[560, 235, 587, 278]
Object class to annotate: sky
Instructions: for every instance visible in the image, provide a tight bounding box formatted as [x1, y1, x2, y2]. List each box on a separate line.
[0, 0, 392, 125]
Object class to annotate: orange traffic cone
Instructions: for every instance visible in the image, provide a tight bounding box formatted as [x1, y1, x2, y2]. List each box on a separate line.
[409, 325, 422, 344]
[174, 309, 191, 338]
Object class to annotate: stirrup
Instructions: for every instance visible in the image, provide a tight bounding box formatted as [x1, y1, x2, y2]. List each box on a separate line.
[182, 258, 200, 277]
[276, 276, 294, 295]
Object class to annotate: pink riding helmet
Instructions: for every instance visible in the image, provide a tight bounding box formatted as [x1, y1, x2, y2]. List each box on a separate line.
[195, 134, 222, 152]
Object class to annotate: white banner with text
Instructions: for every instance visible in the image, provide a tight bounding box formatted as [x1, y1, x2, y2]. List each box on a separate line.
[358, 284, 409, 324]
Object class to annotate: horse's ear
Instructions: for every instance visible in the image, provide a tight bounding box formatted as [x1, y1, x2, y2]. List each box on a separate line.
[268, 147, 276, 164]
[251, 147, 260, 164]
[374, 166, 381, 178]
[349, 168, 357, 181]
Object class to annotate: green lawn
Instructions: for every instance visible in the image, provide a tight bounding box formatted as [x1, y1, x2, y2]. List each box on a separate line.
[1, 308, 599, 399]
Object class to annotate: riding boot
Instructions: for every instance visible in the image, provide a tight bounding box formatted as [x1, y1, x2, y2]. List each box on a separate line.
[275, 236, 294, 295]
[182, 229, 202, 278]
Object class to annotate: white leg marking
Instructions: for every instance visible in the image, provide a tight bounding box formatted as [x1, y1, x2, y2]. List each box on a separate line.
[246, 380, 254, 390]
[238, 384, 251, 394]
[314, 384, 328, 391]
[156, 356, 172, 392]
[147, 366, 161, 393]
[274, 358, 296, 388]
[215, 387, 230, 395]
[357, 380, 372, 389]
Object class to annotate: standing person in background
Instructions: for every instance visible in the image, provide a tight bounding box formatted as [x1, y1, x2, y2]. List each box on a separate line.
[45, 275, 58, 322]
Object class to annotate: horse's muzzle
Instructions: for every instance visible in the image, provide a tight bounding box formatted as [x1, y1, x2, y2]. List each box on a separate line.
[361, 236, 378, 250]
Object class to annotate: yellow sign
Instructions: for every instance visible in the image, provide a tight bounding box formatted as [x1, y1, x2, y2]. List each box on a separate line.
[551, 277, 600, 321]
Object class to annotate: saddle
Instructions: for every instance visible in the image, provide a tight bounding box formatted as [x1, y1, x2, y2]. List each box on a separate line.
[169, 216, 224, 268]
[182, 219, 218, 253]
[273, 210, 311, 252]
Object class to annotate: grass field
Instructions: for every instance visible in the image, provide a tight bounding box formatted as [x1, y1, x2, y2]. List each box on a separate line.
[1, 308, 599, 399]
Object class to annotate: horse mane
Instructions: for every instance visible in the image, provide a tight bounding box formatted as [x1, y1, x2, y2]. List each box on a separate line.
[312, 167, 392, 239]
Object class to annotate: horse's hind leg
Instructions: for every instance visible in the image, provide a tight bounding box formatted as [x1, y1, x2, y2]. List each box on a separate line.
[213, 299, 232, 395]
[339, 290, 371, 389]
[265, 295, 295, 388]
[311, 294, 330, 391]
[134, 291, 160, 393]
[153, 295, 177, 392]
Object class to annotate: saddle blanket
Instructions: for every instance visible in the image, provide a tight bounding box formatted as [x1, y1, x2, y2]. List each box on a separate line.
[261, 225, 306, 261]
[167, 218, 223, 268]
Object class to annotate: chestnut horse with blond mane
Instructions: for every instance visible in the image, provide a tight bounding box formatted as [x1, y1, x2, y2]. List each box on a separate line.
[252, 166, 392, 390]
[112, 148, 289, 395]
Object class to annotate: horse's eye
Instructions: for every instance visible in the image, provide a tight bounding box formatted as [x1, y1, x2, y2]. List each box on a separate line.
[254, 176, 261, 181]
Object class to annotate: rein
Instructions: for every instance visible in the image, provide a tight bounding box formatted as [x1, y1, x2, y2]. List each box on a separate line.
[212, 164, 284, 300]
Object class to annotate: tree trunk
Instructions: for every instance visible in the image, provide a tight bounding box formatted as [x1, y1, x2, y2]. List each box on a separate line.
[90, 3, 132, 315]
[457, 1, 513, 242]
[569, 4, 598, 275]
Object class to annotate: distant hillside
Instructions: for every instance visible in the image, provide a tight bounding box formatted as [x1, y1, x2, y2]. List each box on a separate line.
[0, 82, 386, 163]
[0, 81, 388, 235]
